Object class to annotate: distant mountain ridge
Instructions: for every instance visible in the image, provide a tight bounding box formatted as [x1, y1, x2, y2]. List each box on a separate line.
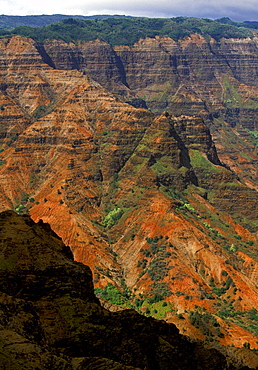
[0, 15, 257, 43]
[0, 14, 134, 30]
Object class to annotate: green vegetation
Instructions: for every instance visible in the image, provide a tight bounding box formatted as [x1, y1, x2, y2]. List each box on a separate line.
[189, 149, 222, 173]
[0, 17, 254, 45]
[0, 14, 102, 30]
[21, 193, 29, 202]
[102, 207, 123, 228]
[139, 236, 172, 284]
[151, 156, 178, 176]
[212, 287, 226, 297]
[217, 308, 258, 337]
[33, 104, 50, 120]
[190, 310, 221, 340]
[15, 204, 26, 214]
[149, 282, 172, 302]
[140, 299, 175, 319]
[210, 274, 234, 297]
[94, 278, 172, 319]
[246, 129, 258, 148]
[94, 283, 125, 305]
[176, 202, 196, 213]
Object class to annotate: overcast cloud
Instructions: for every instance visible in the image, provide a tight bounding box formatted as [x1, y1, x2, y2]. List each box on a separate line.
[1, 0, 258, 22]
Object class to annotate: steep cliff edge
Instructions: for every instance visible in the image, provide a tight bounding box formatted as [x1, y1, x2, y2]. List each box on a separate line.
[1, 210, 254, 370]
[0, 36, 258, 350]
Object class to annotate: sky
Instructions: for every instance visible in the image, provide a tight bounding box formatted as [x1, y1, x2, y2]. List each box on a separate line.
[1, 0, 258, 22]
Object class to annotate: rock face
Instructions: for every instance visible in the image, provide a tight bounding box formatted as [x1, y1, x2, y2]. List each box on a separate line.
[0, 35, 258, 353]
[41, 35, 258, 123]
[0, 210, 251, 370]
[41, 35, 258, 188]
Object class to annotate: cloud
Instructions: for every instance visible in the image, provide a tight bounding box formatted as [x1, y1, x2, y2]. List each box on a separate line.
[1, 0, 258, 21]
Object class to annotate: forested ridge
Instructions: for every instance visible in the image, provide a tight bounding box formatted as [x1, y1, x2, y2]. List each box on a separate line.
[0, 16, 256, 45]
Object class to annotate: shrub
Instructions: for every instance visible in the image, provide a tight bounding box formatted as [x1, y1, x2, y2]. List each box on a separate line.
[135, 298, 144, 307]
[176, 291, 184, 296]
[21, 193, 29, 201]
[137, 258, 147, 269]
[189, 311, 220, 337]
[225, 276, 233, 290]
[145, 308, 151, 315]
[230, 244, 237, 252]
[247, 240, 254, 246]
[103, 207, 123, 228]
[180, 203, 196, 213]
[94, 283, 124, 305]
[149, 282, 172, 302]
[213, 287, 226, 297]
[33, 104, 49, 120]
[243, 342, 250, 349]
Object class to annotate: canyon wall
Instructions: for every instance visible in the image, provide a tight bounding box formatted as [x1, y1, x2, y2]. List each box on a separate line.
[41, 35, 258, 124]
[39, 35, 258, 188]
[0, 36, 258, 349]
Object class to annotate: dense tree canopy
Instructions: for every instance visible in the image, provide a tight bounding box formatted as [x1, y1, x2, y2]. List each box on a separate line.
[0, 16, 255, 45]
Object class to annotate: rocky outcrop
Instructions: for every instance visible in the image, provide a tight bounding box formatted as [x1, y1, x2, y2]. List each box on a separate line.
[1, 210, 252, 370]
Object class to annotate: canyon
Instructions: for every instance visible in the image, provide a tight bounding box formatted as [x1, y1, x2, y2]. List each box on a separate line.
[0, 28, 258, 359]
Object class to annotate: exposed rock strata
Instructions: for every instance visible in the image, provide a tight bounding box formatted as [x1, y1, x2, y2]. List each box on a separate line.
[0, 36, 258, 350]
[40, 35, 258, 187]
[41, 35, 258, 123]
